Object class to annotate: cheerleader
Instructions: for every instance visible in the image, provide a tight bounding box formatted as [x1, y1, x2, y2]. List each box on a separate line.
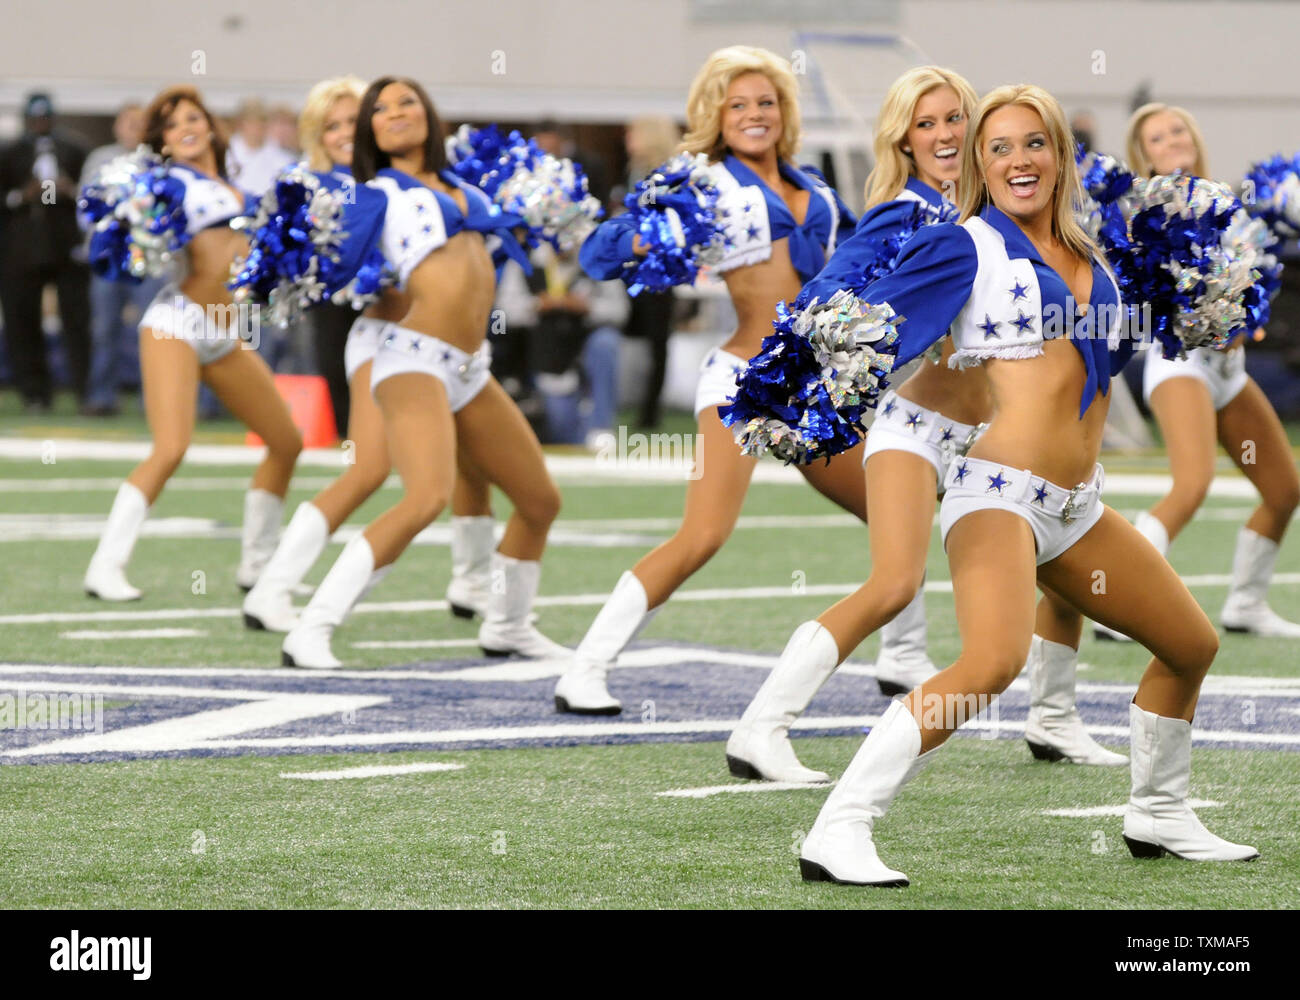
[280, 77, 567, 668]
[553, 46, 868, 715]
[82, 85, 302, 601]
[798, 85, 1255, 887]
[1092, 103, 1300, 640]
[728, 66, 1012, 781]
[241, 76, 498, 633]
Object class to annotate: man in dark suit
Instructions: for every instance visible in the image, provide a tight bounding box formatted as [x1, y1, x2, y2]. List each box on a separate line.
[0, 93, 90, 413]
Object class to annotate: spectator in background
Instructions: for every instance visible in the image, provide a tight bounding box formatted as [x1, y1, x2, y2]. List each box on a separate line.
[533, 118, 610, 207]
[226, 98, 295, 196]
[80, 102, 163, 416]
[622, 115, 682, 428]
[268, 105, 301, 158]
[495, 242, 627, 448]
[0, 92, 90, 413]
[1070, 109, 1098, 155]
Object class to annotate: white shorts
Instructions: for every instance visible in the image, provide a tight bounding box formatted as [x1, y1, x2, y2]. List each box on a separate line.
[139, 283, 244, 366]
[1143, 344, 1248, 412]
[939, 457, 1106, 565]
[862, 390, 986, 492]
[695, 347, 749, 417]
[369, 325, 492, 413]
[343, 317, 391, 383]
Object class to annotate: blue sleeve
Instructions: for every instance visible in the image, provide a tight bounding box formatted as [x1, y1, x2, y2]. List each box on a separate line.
[858, 222, 978, 367]
[801, 164, 858, 243]
[799, 201, 918, 305]
[578, 214, 638, 281]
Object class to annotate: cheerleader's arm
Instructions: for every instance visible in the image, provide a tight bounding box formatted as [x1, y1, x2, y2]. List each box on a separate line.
[578, 214, 639, 280]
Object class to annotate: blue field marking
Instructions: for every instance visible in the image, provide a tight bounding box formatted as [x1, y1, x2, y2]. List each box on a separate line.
[0, 642, 1297, 765]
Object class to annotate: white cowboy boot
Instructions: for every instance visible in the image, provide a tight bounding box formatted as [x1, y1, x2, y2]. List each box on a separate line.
[554, 571, 659, 715]
[1220, 527, 1300, 637]
[874, 584, 939, 695]
[799, 700, 934, 887]
[282, 534, 388, 669]
[446, 515, 495, 620]
[1122, 702, 1258, 861]
[83, 482, 149, 601]
[235, 488, 285, 591]
[477, 553, 570, 660]
[1024, 635, 1127, 766]
[1095, 512, 1166, 642]
[242, 502, 330, 632]
[726, 620, 838, 783]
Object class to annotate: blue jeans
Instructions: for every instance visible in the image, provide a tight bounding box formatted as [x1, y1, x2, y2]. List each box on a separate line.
[86, 275, 163, 408]
[537, 326, 621, 444]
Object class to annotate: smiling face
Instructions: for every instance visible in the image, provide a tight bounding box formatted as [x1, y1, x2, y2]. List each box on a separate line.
[905, 85, 965, 194]
[162, 99, 213, 163]
[322, 95, 359, 167]
[980, 102, 1057, 227]
[1139, 109, 1199, 176]
[719, 72, 782, 160]
[371, 82, 428, 158]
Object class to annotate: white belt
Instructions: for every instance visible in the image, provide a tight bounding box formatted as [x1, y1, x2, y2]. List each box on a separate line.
[945, 456, 1104, 525]
[875, 391, 987, 458]
[379, 327, 489, 382]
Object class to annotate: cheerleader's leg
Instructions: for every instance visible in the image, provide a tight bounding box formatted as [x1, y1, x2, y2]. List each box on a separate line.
[554, 406, 756, 714]
[445, 451, 496, 621]
[801, 507, 1038, 886]
[1023, 586, 1128, 766]
[201, 346, 304, 590]
[1215, 378, 1300, 637]
[1038, 506, 1256, 861]
[453, 377, 568, 660]
[243, 359, 391, 632]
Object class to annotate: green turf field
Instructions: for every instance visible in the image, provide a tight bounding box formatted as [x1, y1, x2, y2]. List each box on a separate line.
[1, 394, 1297, 909]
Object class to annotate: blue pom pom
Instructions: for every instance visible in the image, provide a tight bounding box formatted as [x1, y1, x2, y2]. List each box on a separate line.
[228, 167, 392, 327]
[617, 153, 729, 295]
[1242, 152, 1300, 240]
[446, 124, 603, 252]
[721, 292, 902, 464]
[78, 147, 190, 282]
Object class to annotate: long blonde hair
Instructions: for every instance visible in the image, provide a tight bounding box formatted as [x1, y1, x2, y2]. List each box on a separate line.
[863, 66, 978, 210]
[958, 84, 1102, 265]
[681, 46, 801, 163]
[1125, 102, 1210, 178]
[299, 75, 366, 172]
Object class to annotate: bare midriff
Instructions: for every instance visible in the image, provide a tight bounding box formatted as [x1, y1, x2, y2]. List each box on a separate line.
[718, 238, 805, 359]
[895, 339, 994, 427]
[968, 338, 1109, 487]
[179, 225, 248, 310]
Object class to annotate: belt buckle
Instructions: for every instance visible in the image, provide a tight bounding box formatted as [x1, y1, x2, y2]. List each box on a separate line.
[958, 422, 988, 457]
[1061, 482, 1089, 525]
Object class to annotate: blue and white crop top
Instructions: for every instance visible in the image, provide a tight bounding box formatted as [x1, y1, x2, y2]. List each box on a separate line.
[857, 203, 1131, 417]
[799, 176, 956, 307]
[170, 163, 256, 235]
[366, 167, 529, 287]
[580, 155, 855, 286]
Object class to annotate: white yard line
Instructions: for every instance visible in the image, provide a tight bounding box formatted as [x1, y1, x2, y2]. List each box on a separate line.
[1042, 800, 1220, 819]
[0, 438, 1279, 493]
[59, 628, 207, 640]
[657, 781, 832, 798]
[280, 762, 465, 780]
[3, 573, 1298, 627]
